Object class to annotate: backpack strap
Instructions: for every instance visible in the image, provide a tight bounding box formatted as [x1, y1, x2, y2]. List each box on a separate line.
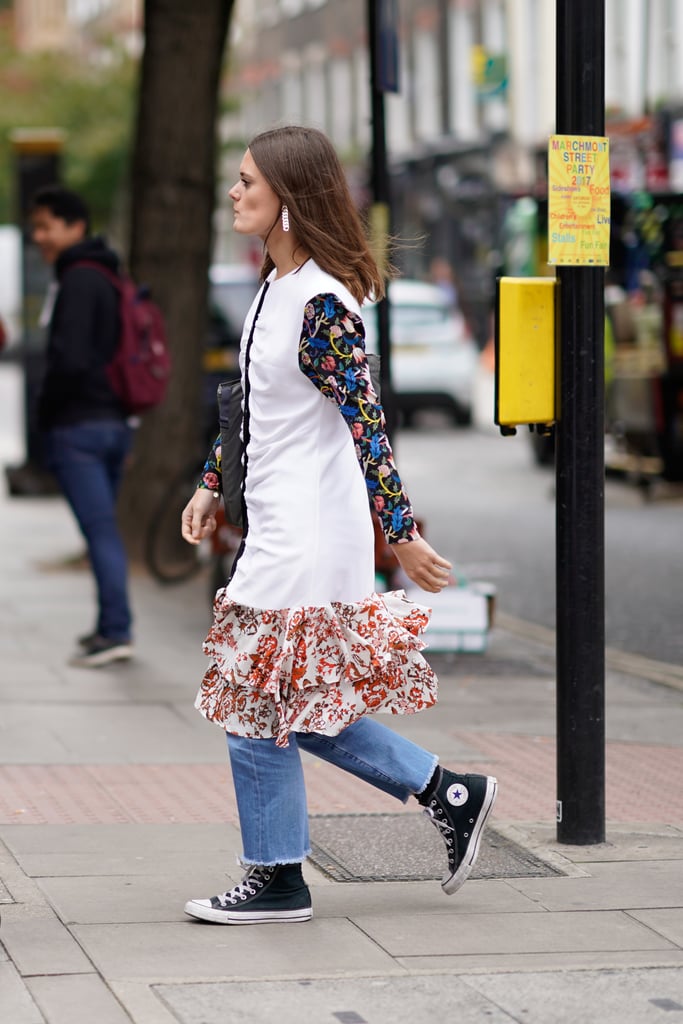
[68, 260, 123, 291]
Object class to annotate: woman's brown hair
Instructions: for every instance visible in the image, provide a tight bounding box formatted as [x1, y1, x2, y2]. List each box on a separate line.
[248, 125, 385, 304]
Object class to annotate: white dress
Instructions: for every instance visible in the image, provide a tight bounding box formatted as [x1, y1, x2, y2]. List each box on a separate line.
[196, 260, 437, 746]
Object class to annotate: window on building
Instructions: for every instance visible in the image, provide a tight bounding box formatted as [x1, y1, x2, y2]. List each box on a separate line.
[328, 58, 353, 151]
[303, 57, 327, 131]
[280, 0, 304, 15]
[412, 29, 440, 142]
[283, 67, 304, 124]
[353, 48, 371, 150]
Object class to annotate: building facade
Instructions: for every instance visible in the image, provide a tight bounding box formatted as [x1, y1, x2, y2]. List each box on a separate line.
[14, 0, 141, 53]
[222, 0, 554, 334]
[228, 0, 683, 188]
[221, 0, 683, 337]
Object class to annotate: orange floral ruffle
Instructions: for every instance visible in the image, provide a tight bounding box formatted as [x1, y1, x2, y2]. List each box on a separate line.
[196, 589, 438, 747]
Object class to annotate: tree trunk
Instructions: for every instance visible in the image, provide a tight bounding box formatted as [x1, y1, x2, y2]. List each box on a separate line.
[119, 0, 233, 561]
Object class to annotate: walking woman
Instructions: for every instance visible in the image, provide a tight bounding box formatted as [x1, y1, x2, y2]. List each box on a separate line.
[181, 126, 497, 925]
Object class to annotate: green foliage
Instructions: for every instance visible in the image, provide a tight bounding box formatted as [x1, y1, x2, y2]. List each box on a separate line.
[0, 23, 137, 230]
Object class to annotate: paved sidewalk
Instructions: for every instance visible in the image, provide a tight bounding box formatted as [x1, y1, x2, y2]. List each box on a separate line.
[1, 457, 682, 1021]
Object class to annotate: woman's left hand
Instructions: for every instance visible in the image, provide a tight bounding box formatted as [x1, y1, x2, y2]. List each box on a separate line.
[181, 487, 220, 545]
[392, 537, 452, 593]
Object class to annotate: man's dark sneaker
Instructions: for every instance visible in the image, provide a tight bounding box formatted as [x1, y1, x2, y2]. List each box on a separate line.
[423, 769, 498, 895]
[184, 864, 312, 925]
[69, 635, 133, 668]
[77, 631, 98, 649]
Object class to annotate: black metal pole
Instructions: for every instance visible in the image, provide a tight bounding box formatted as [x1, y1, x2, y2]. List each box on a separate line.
[367, 0, 398, 440]
[555, 0, 606, 844]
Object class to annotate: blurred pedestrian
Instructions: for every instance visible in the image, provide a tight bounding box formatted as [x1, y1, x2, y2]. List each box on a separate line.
[429, 256, 459, 309]
[31, 186, 133, 668]
[181, 126, 497, 925]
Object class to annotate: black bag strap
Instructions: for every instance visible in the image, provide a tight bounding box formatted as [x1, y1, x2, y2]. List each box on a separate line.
[229, 279, 270, 551]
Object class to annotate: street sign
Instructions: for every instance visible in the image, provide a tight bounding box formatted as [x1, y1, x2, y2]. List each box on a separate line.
[471, 45, 508, 98]
[548, 134, 610, 265]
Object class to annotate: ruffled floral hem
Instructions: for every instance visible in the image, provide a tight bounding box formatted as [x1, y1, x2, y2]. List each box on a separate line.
[195, 589, 438, 748]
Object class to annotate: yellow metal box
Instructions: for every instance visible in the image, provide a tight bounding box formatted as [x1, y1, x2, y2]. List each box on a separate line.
[495, 277, 557, 430]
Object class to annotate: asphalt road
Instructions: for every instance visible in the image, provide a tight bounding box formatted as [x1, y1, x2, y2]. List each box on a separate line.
[397, 415, 683, 667]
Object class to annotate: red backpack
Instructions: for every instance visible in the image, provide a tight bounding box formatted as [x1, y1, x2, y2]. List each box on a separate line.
[75, 262, 171, 415]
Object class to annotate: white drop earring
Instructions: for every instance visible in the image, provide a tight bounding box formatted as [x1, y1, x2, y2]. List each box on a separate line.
[281, 205, 290, 232]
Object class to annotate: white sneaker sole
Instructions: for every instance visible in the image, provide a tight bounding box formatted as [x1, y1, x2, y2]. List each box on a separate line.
[184, 901, 312, 925]
[69, 645, 133, 668]
[442, 775, 498, 895]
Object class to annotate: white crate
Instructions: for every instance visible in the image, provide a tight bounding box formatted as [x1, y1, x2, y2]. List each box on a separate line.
[407, 584, 490, 653]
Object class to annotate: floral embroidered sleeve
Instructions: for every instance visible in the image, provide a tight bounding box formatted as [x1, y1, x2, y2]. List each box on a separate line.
[298, 292, 419, 544]
[198, 434, 221, 492]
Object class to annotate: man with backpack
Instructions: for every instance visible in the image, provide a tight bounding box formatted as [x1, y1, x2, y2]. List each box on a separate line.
[31, 186, 134, 668]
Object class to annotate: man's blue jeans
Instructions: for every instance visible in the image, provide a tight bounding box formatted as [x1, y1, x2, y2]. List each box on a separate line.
[226, 717, 438, 865]
[44, 420, 133, 642]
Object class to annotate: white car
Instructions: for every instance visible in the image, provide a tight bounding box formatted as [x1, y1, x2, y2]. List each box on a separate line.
[362, 279, 477, 426]
[206, 263, 260, 368]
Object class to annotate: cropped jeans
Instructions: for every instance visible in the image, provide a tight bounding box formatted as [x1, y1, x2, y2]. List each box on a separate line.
[226, 717, 438, 866]
[44, 419, 133, 642]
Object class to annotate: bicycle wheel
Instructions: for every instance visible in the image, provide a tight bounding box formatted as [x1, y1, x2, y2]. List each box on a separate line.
[145, 460, 203, 584]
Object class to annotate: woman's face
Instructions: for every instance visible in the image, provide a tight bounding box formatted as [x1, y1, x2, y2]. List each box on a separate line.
[228, 149, 281, 240]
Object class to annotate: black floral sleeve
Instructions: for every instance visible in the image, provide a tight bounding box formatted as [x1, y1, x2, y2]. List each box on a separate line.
[298, 292, 419, 544]
[198, 435, 221, 492]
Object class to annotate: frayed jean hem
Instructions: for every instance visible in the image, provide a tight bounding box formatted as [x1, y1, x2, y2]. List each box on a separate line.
[238, 852, 311, 868]
[414, 754, 440, 796]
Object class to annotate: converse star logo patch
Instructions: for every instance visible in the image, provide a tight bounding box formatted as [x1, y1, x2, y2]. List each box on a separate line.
[446, 783, 469, 806]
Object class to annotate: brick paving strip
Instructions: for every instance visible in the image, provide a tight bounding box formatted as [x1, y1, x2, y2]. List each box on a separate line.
[1, 732, 680, 826]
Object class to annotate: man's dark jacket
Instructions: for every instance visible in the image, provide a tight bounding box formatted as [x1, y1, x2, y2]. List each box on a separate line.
[39, 236, 125, 428]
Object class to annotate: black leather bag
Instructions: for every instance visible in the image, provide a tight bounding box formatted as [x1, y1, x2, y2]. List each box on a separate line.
[216, 281, 270, 528]
[217, 376, 246, 528]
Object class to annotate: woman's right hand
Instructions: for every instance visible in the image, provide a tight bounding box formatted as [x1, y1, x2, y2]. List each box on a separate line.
[181, 488, 220, 545]
[391, 536, 452, 593]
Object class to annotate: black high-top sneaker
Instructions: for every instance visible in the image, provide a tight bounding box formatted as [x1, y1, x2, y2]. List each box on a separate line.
[423, 769, 498, 895]
[184, 863, 312, 925]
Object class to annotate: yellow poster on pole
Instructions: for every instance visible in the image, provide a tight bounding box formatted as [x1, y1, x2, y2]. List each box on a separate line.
[548, 135, 610, 265]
